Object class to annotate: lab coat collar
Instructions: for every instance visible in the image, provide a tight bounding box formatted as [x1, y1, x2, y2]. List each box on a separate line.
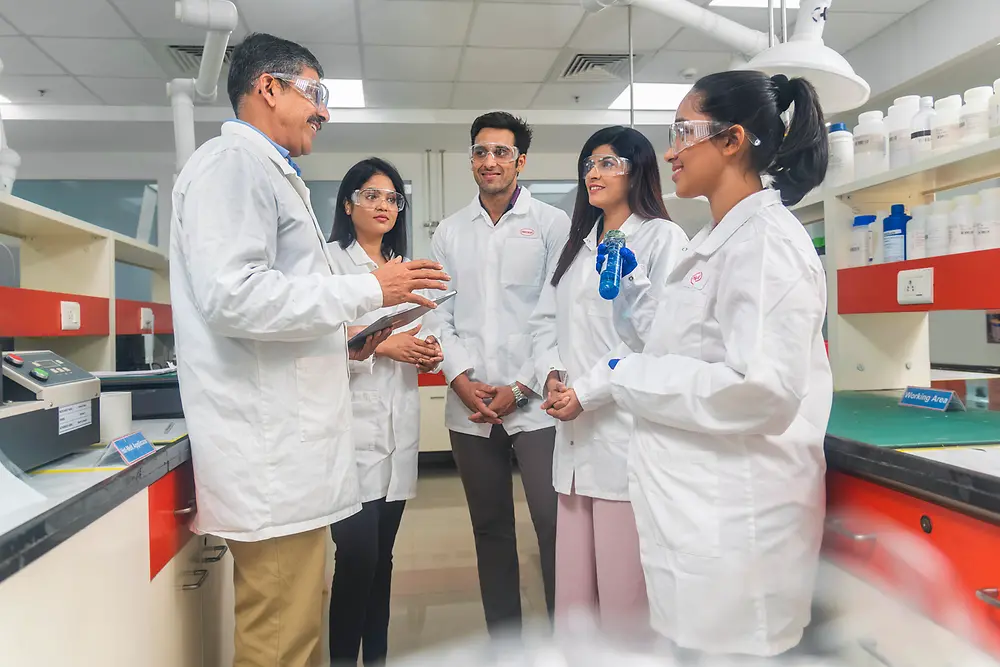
[468, 185, 533, 226]
[584, 213, 645, 250]
[222, 120, 301, 177]
[693, 189, 781, 256]
[346, 240, 379, 270]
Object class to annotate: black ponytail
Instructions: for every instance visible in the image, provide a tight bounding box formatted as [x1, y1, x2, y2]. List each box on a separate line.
[691, 70, 828, 206]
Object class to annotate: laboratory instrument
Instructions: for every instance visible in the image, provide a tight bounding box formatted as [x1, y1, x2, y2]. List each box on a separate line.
[599, 230, 627, 300]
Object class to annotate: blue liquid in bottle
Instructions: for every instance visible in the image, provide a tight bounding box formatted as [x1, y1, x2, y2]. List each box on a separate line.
[599, 229, 627, 300]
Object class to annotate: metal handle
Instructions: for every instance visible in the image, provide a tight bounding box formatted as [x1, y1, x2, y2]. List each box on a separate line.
[430, 396, 445, 401]
[182, 569, 209, 590]
[976, 588, 1000, 609]
[174, 504, 196, 516]
[826, 519, 877, 543]
[202, 544, 228, 563]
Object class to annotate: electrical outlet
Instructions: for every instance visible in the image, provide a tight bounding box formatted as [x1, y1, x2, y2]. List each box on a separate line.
[60, 301, 81, 331]
[140, 307, 155, 331]
[897, 267, 934, 305]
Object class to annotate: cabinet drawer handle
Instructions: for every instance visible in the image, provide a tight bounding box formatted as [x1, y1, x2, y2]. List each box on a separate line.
[174, 503, 196, 516]
[203, 544, 229, 563]
[826, 519, 877, 543]
[976, 588, 1000, 609]
[182, 569, 209, 590]
[430, 396, 445, 401]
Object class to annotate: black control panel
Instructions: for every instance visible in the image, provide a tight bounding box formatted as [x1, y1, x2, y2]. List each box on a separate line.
[3, 351, 93, 387]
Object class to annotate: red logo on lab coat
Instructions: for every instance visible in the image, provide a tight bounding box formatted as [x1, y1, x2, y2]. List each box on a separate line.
[690, 271, 703, 285]
[519, 228, 536, 237]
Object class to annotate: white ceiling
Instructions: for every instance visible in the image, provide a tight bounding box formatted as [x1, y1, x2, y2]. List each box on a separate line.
[0, 0, 934, 110]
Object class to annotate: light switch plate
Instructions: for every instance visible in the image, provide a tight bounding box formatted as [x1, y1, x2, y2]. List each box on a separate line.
[140, 307, 155, 331]
[897, 267, 934, 305]
[60, 301, 81, 331]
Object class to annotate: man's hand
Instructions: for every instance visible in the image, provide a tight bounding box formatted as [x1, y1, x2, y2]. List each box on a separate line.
[417, 335, 444, 373]
[451, 374, 501, 425]
[347, 326, 391, 362]
[469, 382, 533, 422]
[375, 325, 440, 367]
[372, 257, 451, 309]
[541, 380, 584, 422]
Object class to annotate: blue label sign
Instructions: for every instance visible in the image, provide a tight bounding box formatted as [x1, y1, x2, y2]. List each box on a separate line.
[899, 387, 966, 412]
[111, 432, 156, 465]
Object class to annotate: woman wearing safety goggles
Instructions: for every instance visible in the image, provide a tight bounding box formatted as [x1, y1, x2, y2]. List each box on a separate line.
[603, 71, 833, 658]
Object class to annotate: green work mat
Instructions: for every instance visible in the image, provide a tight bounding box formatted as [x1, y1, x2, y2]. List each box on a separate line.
[828, 392, 1000, 449]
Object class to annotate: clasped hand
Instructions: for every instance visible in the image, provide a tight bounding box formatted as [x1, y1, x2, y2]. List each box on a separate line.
[452, 375, 531, 425]
[377, 325, 443, 372]
[540, 374, 583, 422]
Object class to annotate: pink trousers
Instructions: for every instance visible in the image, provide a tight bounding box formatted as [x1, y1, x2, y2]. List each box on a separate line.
[554, 484, 650, 639]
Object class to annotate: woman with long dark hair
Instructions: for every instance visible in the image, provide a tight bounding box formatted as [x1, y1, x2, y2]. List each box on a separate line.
[600, 71, 833, 656]
[530, 126, 688, 638]
[325, 157, 443, 666]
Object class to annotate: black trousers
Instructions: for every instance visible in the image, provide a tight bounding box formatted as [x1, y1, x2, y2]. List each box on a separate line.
[449, 425, 558, 636]
[329, 496, 407, 667]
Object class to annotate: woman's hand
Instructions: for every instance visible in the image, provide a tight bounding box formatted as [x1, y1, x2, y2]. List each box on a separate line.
[376, 325, 440, 367]
[541, 376, 584, 422]
[417, 335, 443, 373]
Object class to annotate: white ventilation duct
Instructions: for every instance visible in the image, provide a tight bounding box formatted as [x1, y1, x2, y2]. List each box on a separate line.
[581, 0, 870, 114]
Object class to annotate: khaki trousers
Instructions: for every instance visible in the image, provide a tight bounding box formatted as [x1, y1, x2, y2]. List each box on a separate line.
[227, 527, 328, 667]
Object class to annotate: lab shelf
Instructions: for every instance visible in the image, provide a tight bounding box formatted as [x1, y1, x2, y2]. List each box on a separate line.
[0, 286, 110, 337]
[113, 233, 170, 272]
[115, 299, 173, 336]
[790, 190, 824, 224]
[838, 249, 1000, 314]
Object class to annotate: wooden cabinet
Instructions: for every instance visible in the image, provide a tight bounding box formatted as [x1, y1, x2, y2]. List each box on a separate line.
[419, 385, 450, 453]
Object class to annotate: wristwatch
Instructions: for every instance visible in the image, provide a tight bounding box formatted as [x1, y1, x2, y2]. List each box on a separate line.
[510, 383, 529, 409]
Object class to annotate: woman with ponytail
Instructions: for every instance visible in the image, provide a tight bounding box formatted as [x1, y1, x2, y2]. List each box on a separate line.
[602, 71, 833, 657]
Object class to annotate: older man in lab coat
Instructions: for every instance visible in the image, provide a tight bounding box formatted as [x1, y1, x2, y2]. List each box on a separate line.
[170, 33, 449, 667]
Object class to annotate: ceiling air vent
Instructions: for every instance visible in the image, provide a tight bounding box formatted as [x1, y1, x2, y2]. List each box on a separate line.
[560, 53, 634, 82]
[167, 44, 235, 76]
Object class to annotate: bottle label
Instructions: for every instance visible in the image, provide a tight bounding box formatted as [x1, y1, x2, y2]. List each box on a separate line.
[854, 134, 886, 155]
[933, 124, 960, 150]
[960, 114, 988, 136]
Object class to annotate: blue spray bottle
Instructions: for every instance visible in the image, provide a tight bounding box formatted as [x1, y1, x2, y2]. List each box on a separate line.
[599, 230, 627, 299]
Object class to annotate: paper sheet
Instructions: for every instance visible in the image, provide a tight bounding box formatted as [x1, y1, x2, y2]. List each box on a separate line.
[134, 418, 188, 445]
[0, 460, 46, 517]
[907, 446, 1000, 478]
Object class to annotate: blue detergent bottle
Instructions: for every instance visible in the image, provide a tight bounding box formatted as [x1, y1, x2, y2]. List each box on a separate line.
[599, 229, 627, 299]
[882, 204, 911, 263]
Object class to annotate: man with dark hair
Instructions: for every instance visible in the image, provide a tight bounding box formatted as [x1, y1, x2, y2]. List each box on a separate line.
[424, 111, 569, 635]
[170, 33, 449, 667]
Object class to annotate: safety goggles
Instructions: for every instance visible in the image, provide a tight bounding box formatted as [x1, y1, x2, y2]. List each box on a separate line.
[269, 73, 330, 109]
[582, 154, 631, 177]
[469, 143, 520, 165]
[352, 188, 406, 212]
[666, 120, 761, 154]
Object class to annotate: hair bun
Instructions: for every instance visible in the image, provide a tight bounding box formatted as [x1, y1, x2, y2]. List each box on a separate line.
[770, 74, 794, 112]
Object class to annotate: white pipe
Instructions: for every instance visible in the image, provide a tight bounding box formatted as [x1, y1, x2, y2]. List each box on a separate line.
[175, 0, 238, 32]
[792, 0, 831, 42]
[438, 149, 446, 221]
[195, 30, 231, 101]
[581, 0, 771, 57]
[627, 5, 635, 128]
[168, 79, 197, 173]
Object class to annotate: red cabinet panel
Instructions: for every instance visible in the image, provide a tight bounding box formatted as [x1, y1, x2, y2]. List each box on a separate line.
[148, 461, 196, 580]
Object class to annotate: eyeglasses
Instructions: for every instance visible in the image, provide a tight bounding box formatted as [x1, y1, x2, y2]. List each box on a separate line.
[269, 73, 330, 109]
[582, 154, 631, 177]
[666, 120, 761, 154]
[352, 188, 406, 212]
[470, 143, 520, 165]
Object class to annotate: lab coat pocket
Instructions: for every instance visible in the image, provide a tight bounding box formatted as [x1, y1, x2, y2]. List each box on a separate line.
[653, 285, 707, 358]
[500, 238, 545, 287]
[646, 450, 721, 558]
[295, 355, 350, 442]
[350, 390, 387, 453]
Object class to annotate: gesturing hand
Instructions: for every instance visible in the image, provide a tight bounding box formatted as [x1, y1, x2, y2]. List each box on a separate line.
[452, 374, 501, 425]
[347, 326, 392, 362]
[372, 257, 451, 309]
[596, 244, 638, 277]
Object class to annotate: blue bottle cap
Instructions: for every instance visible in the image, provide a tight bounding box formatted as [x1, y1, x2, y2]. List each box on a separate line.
[890, 204, 906, 215]
[853, 215, 877, 226]
[829, 122, 849, 133]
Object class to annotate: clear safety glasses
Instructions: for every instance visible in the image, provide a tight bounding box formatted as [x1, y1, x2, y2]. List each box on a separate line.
[469, 143, 520, 165]
[269, 73, 330, 109]
[582, 154, 631, 177]
[352, 188, 406, 212]
[666, 120, 761, 154]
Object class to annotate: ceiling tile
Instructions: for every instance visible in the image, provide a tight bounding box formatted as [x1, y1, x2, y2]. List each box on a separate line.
[459, 48, 559, 83]
[570, 6, 683, 52]
[637, 50, 735, 83]
[0, 37, 66, 75]
[238, 0, 359, 44]
[78, 76, 169, 105]
[363, 46, 462, 82]
[662, 27, 734, 53]
[468, 3, 584, 49]
[303, 44, 363, 79]
[825, 11, 903, 53]
[34, 38, 166, 77]
[363, 81, 453, 108]
[834, 0, 931, 11]
[0, 75, 101, 104]
[451, 82, 539, 109]
[0, 16, 17, 35]
[109, 0, 248, 41]
[0, 0, 136, 37]
[360, 0, 474, 47]
[530, 82, 626, 109]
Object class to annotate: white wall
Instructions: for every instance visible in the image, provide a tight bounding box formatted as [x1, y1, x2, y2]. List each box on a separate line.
[929, 312, 1000, 368]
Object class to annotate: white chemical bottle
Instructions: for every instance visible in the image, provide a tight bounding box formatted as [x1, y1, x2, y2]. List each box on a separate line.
[854, 110, 889, 180]
[977, 187, 1000, 250]
[910, 96, 936, 163]
[926, 199, 953, 257]
[960, 86, 994, 145]
[849, 215, 874, 267]
[949, 194, 979, 255]
[871, 212, 886, 264]
[990, 78, 1000, 139]
[932, 95, 962, 155]
[907, 204, 929, 260]
[826, 122, 854, 187]
[888, 96, 920, 169]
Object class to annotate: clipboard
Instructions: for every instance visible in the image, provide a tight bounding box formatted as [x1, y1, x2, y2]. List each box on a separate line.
[347, 291, 456, 349]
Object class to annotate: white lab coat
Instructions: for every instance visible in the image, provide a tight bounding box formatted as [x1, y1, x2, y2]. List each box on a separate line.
[170, 121, 383, 542]
[529, 215, 688, 500]
[424, 188, 570, 437]
[327, 241, 423, 503]
[609, 189, 832, 656]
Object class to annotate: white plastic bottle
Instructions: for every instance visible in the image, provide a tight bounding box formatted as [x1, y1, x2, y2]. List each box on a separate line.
[949, 194, 979, 255]
[849, 215, 874, 267]
[826, 122, 854, 187]
[854, 110, 889, 180]
[888, 96, 920, 169]
[926, 199, 953, 257]
[871, 211, 886, 265]
[977, 187, 1000, 250]
[932, 95, 962, 155]
[910, 96, 936, 163]
[990, 79, 1000, 139]
[907, 204, 929, 260]
[960, 86, 994, 145]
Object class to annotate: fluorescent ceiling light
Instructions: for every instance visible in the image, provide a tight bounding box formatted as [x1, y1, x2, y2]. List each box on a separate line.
[0, 95, 11, 104]
[709, 0, 800, 7]
[610, 83, 692, 111]
[323, 79, 365, 108]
